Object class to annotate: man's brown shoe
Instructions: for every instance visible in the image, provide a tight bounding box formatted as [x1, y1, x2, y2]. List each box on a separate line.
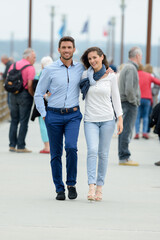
[119, 160, 139, 166]
[17, 148, 32, 153]
[9, 147, 16, 152]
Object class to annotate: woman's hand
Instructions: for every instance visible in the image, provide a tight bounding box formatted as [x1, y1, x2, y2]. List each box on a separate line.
[117, 116, 123, 135]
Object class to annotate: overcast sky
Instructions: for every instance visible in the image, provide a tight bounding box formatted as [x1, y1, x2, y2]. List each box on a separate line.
[0, 0, 160, 45]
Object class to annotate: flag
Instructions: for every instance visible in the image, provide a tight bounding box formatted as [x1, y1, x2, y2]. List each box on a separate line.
[103, 29, 108, 37]
[58, 17, 66, 38]
[108, 20, 112, 26]
[81, 20, 89, 34]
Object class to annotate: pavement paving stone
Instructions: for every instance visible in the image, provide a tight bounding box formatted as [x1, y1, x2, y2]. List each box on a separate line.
[0, 113, 160, 240]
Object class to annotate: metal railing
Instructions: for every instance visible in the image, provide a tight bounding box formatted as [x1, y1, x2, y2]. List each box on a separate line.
[0, 79, 10, 122]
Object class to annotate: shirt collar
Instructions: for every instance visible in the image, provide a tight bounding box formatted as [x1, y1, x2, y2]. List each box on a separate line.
[22, 58, 31, 65]
[57, 58, 78, 67]
[128, 60, 138, 70]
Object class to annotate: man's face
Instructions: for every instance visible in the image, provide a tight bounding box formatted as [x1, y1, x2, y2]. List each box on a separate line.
[137, 54, 142, 65]
[1, 58, 7, 65]
[27, 51, 36, 65]
[58, 41, 75, 61]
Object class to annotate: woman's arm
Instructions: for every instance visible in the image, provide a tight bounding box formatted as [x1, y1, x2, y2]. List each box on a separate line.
[117, 115, 123, 135]
[110, 74, 123, 135]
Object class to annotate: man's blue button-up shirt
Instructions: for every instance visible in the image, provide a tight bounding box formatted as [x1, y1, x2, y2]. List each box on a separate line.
[34, 58, 85, 117]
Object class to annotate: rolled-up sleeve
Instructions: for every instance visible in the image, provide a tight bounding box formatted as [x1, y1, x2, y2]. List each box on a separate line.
[111, 74, 123, 118]
[34, 68, 51, 118]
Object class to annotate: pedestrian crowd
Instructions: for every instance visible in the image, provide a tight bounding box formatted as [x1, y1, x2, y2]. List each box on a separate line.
[1, 36, 160, 201]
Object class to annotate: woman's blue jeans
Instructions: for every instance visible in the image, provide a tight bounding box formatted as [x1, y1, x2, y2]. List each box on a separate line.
[84, 120, 115, 186]
[135, 98, 151, 134]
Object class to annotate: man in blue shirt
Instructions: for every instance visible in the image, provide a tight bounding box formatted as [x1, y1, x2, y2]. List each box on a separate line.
[34, 36, 84, 200]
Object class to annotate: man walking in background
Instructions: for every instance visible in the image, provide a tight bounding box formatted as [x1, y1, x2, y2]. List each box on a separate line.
[9, 48, 36, 153]
[118, 47, 142, 166]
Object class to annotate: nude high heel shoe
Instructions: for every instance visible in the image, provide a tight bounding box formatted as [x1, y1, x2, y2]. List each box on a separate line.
[95, 186, 102, 201]
[87, 184, 95, 201]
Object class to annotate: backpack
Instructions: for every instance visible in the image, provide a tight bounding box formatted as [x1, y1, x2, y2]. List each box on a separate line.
[4, 62, 31, 94]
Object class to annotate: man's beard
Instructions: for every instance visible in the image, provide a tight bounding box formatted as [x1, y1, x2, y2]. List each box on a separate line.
[61, 54, 73, 61]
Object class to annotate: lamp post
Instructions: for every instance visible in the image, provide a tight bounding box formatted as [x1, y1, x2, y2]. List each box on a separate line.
[10, 32, 14, 58]
[120, 0, 126, 64]
[157, 38, 160, 68]
[111, 17, 116, 63]
[50, 6, 55, 59]
[106, 20, 112, 59]
[146, 0, 153, 64]
[28, 0, 32, 48]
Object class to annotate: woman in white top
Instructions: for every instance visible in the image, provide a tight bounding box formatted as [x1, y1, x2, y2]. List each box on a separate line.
[80, 47, 123, 201]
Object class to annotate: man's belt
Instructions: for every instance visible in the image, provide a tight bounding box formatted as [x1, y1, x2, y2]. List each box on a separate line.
[47, 106, 79, 114]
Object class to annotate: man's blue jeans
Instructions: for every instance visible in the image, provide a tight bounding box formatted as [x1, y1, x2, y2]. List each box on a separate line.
[45, 108, 82, 193]
[84, 120, 115, 186]
[135, 98, 151, 134]
[118, 102, 137, 161]
[9, 90, 33, 149]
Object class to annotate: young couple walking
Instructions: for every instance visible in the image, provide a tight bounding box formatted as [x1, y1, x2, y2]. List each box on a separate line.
[34, 36, 123, 201]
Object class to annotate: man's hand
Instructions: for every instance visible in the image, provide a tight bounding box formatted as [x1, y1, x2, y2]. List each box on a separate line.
[106, 67, 114, 74]
[28, 79, 34, 96]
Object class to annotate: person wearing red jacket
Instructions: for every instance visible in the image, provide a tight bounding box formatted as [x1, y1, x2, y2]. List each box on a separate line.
[134, 64, 160, 139]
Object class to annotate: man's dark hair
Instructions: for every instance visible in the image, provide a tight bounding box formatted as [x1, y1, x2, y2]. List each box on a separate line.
[58, 36, 75, 48]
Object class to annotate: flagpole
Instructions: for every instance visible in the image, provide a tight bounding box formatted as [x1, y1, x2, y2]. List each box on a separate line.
[106, 20, 112, 59]
[10, 32, 14, 58]
[81, 19, 89, 50]
[157, 38, 160, 68]
[62, 15, 66, 36]
[111, 17, 116, 63]
[120, 0, 126, 64]
[50, 6, 54, 59]
[146, 0, 153, 64]
[28, 0, 32, 48]
[87, 17, 90, 48]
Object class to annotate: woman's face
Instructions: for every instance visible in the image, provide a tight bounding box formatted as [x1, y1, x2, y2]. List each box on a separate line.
[88, 51, 104, 72]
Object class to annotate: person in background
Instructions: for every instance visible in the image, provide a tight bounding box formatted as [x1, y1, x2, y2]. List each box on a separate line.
[144, 64, 160, 108]
[0, 55, 14, 109]
[116, 64, 125, 83]
[143, 64, 160, 134]
[118, 47, 142, 166]
[109, 58, 117, 73]
[134, 64, 160, 140]
[31, 56, 53, 154]
[0, 55, 13, 80]
[8, 48, 36, 153]
[149, 102, 160, 166]
[80, 47, 123, 201]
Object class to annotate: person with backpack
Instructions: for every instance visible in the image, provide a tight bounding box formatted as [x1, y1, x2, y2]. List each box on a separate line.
[8, 48, 36, 153]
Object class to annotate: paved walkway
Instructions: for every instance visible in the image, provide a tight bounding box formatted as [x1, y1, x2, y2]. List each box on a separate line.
[0, 106, 160, 239]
